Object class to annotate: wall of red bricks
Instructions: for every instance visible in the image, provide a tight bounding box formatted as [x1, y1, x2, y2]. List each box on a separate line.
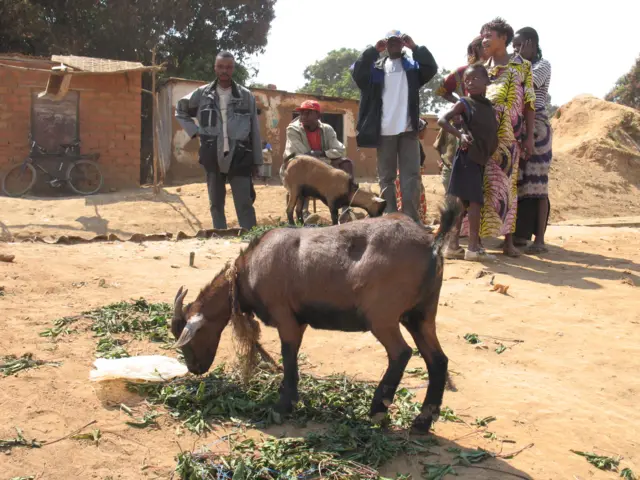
[0, 58, 142, 190]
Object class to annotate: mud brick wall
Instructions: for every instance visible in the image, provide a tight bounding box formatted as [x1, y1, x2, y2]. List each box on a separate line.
[0, 59, 142, 190]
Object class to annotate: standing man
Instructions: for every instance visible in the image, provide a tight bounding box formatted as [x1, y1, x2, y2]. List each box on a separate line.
[175, 51, 262, 230]
[282, 100, 355, 223]
[351, 30, 437, 223]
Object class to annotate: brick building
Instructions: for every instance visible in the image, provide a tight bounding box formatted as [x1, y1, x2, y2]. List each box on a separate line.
[0, 54, 153, 190]
[156, 78, 441, 184]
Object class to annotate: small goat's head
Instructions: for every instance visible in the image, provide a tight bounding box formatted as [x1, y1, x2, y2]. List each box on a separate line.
[349, 183, 386, 217]
[171, 284, 229, 375]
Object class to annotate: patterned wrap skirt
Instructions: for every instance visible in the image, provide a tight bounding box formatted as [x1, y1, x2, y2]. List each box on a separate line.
[518, 112, 552, 198]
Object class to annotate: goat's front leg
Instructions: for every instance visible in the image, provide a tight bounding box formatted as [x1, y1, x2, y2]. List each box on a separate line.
[369, 324, 412, 422]
[276, 320, 307, 414]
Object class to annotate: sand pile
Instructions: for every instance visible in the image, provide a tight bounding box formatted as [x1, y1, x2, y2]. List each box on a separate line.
[548, 95, 640, 221]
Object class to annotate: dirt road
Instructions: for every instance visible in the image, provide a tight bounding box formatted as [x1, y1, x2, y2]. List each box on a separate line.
[1, 218, 638, 479]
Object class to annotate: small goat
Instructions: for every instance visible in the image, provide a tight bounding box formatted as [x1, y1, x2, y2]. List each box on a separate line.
[280, 154, 386, 225]
[172, 200, 459, 433]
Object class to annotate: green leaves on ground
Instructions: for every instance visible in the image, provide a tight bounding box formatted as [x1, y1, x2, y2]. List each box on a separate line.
[571, 450, 620, 471]
[464, 333, 481, 344]
[1, 353, 61, 376]
[0, 428, 41, 452]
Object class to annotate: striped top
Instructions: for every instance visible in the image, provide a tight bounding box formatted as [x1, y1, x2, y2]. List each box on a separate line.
[532, 58, 551, 112]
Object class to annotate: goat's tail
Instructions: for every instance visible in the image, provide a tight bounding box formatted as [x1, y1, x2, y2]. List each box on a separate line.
[279, 152, 297, 183]
[432, 196, 461, 257]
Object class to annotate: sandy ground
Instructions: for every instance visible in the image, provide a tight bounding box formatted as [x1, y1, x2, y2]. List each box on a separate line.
[1, 200, 639, 479]
[0, 178, 448, 242]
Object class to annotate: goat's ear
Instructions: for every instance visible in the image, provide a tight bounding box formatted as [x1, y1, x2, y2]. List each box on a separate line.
[175, 313, 205, 347]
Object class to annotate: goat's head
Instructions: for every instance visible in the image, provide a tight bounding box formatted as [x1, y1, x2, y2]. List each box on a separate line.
[349, 183, 386, 217]
[171, 281, 230, 375]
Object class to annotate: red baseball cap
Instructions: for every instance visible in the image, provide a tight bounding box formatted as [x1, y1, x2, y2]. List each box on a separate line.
[295, 100, 321, 113]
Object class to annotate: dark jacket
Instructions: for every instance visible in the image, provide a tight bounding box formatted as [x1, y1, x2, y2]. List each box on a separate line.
[350, 45, 438, 148]
[175, 79, 262, 176]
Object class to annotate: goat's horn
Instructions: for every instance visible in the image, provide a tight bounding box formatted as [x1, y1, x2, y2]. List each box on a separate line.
[173, 286, 188, 322]
[175, 313, 204, 348]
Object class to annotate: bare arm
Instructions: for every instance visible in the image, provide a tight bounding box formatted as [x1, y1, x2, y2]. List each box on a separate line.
[437, 101, 469, 142]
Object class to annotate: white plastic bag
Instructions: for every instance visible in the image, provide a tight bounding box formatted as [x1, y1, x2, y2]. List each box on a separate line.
[89, 355, 188, 382]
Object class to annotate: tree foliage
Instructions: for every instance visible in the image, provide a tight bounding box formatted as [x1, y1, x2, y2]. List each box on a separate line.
[420, 68, 451, 114]
[605, 55, 640, 110]
[0, 0, 276, 82]
[298, 48, 360, 100]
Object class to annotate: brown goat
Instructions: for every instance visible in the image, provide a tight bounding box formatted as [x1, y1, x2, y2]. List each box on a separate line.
[281, 154, 386, 225]
[171, 200, 459, 433]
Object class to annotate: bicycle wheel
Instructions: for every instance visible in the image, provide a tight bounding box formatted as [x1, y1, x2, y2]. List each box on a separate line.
[2, 162, 37, 197]
[66, 159, 104, 195]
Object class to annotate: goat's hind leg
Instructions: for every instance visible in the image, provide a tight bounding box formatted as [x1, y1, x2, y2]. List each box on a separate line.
[286, 191, 297, 225]
[402, 306, 448, 434]
[275, 314, 307, 415]
[369, 324, 412, 423]
[295, 196, 305, 224]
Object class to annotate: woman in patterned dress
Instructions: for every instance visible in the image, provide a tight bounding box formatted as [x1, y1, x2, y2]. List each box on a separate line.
[460, 17, 536, 257]
[512, 27, 553, 254]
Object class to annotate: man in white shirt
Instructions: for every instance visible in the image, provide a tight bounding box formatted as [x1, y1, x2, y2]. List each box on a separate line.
[351, 30, 437, 224]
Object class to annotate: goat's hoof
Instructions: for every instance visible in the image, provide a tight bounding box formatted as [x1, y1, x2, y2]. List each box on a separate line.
[371, 412, 387, 424]
[410, 414, 434, 434]
[275, 401, 294, 416]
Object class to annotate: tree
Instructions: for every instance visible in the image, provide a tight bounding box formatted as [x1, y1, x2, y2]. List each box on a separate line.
[605, 55, 640, 110]
[0, 0, 276, 81]
[419, 68, 451, 114]
[298, 48, 360, 99]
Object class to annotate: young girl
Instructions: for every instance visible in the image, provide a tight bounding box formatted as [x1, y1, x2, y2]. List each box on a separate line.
[438, 64, 498, 261]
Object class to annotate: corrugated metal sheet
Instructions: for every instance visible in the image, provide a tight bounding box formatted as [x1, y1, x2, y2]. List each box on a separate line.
[51, 55, 150, 73]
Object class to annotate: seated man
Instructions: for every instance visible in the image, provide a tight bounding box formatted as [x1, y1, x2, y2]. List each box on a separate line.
[283, 100, 355, 223]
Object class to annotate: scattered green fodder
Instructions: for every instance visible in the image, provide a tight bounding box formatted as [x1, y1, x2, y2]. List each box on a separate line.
[132, 363, 425, 434]
[422, 463, 457, 480]
[1, 353, 61, 377]
[439, 407, 462, 423]
[39, 316, 80, 339]
[85, 298, 173, 343]
[96, 337, 130, 359]
[175, 424, 436, 480]
[571, 450, 620, 472]
[0, 428, 41, 452]
[473, 416, 496, 427]
[463, 333, 481, 345]
[621, 468, 637, 479]
[406, 367, 429, 380]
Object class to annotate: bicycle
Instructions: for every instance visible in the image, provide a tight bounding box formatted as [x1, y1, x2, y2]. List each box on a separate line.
[2, 135, 104, 197]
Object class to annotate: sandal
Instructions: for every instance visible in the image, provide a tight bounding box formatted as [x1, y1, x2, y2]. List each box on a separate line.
[465, 249, 497, 262]
[444, 247, 465, 259]
[524, 244, 549, 254]
[503, 247, 522, 258]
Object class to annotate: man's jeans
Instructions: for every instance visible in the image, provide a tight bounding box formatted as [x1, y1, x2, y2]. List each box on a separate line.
[376, 131, 421, 222]
[206, 169, 257, 230]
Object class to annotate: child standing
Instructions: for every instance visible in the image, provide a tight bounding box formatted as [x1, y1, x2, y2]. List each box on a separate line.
[438, 64, 498, 261]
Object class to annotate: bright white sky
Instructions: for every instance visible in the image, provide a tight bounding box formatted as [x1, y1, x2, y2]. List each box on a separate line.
[251, 0, 639, 108]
